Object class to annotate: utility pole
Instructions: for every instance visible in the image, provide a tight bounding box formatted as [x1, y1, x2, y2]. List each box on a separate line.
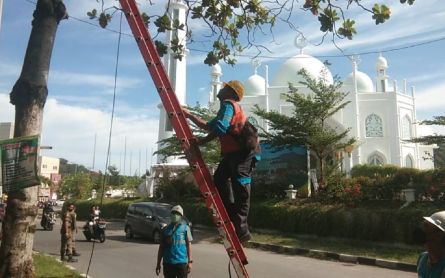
[129, 151, 132, 176]
[0, 0, 4, 32]
[138, 149, 141, 177]
[92, 133, 97, 170]
[123, 136, 127, 176]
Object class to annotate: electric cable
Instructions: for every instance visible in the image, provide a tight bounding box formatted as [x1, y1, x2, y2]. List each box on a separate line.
[84, 11, 123, 277]
[22, 0, 445, 61]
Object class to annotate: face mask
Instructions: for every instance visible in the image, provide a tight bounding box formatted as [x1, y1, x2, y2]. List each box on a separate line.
[170, 214, 181, 223]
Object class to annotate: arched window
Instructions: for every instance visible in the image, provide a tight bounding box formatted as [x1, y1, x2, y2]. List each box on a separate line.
[405, 155, 414, 168]
[365, 114, 383, 137]
[401, 116, 412, 139]
[368, 152, 385, 166]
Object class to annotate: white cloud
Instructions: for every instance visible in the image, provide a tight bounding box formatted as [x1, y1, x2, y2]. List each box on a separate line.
[49, 70, 144, 90]
[408, 72, 445, 84]
[0, 93, 15, 122]
[41, 98, 159, 173]
[0, 93, 159, 174]
[415, 82, 445, 111]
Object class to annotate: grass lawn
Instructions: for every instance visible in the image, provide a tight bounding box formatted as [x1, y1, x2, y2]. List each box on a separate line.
[251, 232, 423, 265]
[34, 254, 82, 278]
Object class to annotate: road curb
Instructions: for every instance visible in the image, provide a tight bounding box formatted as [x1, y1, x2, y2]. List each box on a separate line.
[246, 241, 417, 273]
[33, 251, 92, 278]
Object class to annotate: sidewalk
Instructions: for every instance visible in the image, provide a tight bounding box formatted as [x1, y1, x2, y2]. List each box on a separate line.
[194, 224, 418, 273]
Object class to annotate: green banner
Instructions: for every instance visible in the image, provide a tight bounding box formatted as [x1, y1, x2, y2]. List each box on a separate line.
[0, 135, 40, 192]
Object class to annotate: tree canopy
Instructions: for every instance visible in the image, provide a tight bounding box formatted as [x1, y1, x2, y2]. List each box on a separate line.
[254, 69, 355, 184]
[155, 104, 221, 167]
[90, 0, 416, 65]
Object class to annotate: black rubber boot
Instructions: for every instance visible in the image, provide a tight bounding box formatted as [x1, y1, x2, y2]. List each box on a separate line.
[60, 254, 66, 261]
[67, 255, 78, 262]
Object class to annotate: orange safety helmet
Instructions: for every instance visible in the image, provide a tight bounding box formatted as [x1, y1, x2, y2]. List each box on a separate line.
[223, 80, 244, 101]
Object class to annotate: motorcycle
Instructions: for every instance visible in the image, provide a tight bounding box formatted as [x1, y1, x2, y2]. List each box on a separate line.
[83, 218, 106, 243]
[40, 211, 56, 231]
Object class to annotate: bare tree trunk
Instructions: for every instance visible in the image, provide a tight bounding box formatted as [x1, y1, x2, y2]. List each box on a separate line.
[0, 1, 66, 277]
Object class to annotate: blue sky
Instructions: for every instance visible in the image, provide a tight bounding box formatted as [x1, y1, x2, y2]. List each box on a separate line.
[1, 0, 445, 174]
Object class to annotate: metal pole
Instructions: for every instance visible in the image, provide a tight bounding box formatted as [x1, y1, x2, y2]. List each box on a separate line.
[92, 133, 97, 170]
[123, 136, 127, 176]
[138, 149, 141, 176]
[0, 0, 4, 32]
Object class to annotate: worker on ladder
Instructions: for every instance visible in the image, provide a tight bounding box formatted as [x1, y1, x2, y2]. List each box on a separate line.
[183, 80, 257, 244]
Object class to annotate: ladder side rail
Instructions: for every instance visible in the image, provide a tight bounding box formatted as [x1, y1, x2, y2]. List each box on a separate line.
[193, 158, 247, 261]
[119, 1, 249, 276]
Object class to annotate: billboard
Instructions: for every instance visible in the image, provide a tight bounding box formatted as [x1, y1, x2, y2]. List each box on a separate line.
[0, 135, 40, 192]
[253, 144, 308, 190]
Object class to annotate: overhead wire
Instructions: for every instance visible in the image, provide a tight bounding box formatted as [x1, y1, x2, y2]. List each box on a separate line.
[84, 11, 123, 277]
[22, 0, 445, 61]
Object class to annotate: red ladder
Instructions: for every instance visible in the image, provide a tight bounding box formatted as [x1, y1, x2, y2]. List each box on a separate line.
[119, 1, 249, 277]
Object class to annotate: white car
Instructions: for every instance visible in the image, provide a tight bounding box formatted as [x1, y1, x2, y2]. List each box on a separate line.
[55, 199, 65, 207]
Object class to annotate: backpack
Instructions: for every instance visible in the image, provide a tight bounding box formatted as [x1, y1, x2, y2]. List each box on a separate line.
[235, 120, 259, 151]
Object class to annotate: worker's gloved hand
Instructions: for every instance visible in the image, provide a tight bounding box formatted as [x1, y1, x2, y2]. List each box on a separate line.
[184, 139, 200, 162]
[182, 108, 191, 118]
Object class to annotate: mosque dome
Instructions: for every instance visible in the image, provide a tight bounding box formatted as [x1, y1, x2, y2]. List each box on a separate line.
[272, 53, 333, 86]
[344, 71, 375, 92]
[211, 64, 222, 75]
[244, 74, 266, 96]
[376, 55, 388, 70]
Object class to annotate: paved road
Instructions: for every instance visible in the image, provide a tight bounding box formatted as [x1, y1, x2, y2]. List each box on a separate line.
[33, 219, 417, 278]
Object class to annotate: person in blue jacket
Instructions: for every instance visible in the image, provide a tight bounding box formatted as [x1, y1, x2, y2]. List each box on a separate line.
[156, 205, 193, 278]
[416, 211, 445, 278]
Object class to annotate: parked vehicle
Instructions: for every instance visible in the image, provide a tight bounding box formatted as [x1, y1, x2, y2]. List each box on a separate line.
[40, 211, 56, 231]
[83, 219, 106, 243]
[55, 199, 65, 207]
[124, 202, 193, 243]
[0, 203, 6, 222]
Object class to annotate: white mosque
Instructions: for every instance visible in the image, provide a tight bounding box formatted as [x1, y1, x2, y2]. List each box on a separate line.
[207, 41, 435, 172]
[140, 0, 434, 197]
[212, 50, 435, 172]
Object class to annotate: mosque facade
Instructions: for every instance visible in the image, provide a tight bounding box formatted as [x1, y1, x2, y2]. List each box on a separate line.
[144, 1, 434, 197]
[207, 43, 435, 172]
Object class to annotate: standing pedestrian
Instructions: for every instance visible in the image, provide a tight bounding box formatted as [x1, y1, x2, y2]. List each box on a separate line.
[60, 203, 77, 262]
[156, 205, 193, 278]
[415, 211, 445, 277]
[69, 204, 81, 257]
[182, 80, 258, 243]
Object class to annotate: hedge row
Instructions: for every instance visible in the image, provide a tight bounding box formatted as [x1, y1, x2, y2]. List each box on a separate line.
[70, 198, 146, 220]
[181, 200, 445, 244]
[70, 198, 445, 244]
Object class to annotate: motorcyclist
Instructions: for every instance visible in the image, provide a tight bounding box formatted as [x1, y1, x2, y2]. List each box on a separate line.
[41, 202, 54, 226]
[43, 202, 54, 214]
[87, 206, 100, 235]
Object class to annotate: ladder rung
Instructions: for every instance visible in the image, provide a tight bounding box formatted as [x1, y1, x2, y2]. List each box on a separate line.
[119, 0, 249, 276]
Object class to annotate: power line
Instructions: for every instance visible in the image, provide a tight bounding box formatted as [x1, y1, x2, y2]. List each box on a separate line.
[21, 0, 445, 60]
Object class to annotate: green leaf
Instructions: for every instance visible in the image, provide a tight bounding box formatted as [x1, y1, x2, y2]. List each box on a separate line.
[154, 14, 171, 33]
[155, 40, 168, 57]
[141, 12, 150, 27]
[372, 4, 391, 25]
[337, 19, 356, 39]
[98, 12, 110, 28]
[87, 9, 97, 19]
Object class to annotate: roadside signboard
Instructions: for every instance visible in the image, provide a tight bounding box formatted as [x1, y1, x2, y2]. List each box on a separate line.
[0, 135, 40, 192]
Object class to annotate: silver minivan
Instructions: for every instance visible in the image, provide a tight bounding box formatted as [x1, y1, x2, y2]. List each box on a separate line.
[124, 202, 192, 243]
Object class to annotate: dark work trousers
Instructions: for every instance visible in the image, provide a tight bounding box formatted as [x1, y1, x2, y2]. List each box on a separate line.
[163, 263, 188, 278]
[214, 150, 255, 238]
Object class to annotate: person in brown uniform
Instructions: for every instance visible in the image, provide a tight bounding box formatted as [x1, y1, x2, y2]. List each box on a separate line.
[69, 204, 81, 257]
[60, 203, 78, 262]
